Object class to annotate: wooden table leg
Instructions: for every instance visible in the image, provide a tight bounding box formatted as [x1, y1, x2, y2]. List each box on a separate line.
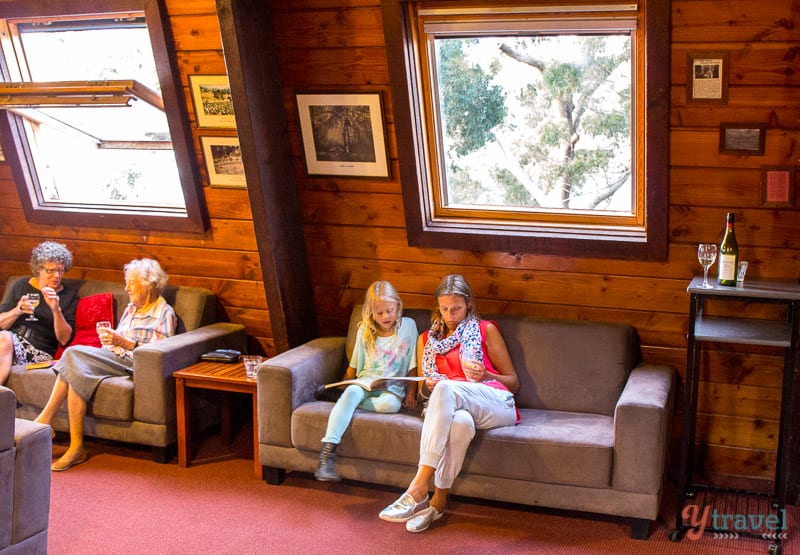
[176, 377, 191, 468]
[220, 392, 232, 445]
[252, 390, 261, 479]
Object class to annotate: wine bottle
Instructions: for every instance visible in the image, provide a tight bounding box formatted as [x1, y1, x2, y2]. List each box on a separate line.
[717, 212, 739, 286]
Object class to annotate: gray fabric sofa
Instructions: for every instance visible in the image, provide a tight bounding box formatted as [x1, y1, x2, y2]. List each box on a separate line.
[1, 385, 50, 555]
[3, 276, 247, 462]
[257, 307, 675, 539]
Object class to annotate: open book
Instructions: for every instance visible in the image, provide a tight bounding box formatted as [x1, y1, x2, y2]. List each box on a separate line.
[26, 360, 56, 370]
[324, 375, 426, 392]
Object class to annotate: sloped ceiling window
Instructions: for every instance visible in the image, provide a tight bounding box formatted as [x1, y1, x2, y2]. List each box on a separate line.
[0, 0, 207, 232]
[381, 0, 668, 259]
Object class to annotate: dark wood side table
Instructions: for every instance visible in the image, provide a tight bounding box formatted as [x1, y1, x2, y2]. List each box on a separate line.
[174, 360, 261, 479]
[670, 276, 800, 555]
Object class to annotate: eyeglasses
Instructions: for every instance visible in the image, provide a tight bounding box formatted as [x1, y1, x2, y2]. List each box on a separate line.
[42, 267, 66, 275]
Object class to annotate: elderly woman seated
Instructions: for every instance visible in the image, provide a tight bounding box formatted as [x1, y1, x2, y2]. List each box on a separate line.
[0, 241, 77, 385]
[35, 258, 177, 471]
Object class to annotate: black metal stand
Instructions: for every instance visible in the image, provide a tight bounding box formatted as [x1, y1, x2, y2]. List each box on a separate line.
[670, 277, 800, 555]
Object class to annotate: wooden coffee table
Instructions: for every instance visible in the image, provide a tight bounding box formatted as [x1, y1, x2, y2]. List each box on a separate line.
[174, 360, 261, 478]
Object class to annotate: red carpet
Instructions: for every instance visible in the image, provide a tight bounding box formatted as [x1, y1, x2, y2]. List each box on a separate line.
[48, 433, 797, 554]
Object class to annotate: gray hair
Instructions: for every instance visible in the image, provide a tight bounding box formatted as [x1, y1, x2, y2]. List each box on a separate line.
[124, 258, 169, 295]
[30, 241, 73, 274]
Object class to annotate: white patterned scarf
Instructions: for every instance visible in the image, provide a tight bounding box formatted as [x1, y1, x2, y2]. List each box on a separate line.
[421, 316, 483, 377]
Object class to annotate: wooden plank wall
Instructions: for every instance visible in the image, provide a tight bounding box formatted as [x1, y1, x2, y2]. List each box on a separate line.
[0, 0, 798, 483]
[0, 0, 274, 356]
[268, 0, 800, 483]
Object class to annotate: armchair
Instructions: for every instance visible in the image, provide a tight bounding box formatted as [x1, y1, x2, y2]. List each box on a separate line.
[1, 385, 51, 554]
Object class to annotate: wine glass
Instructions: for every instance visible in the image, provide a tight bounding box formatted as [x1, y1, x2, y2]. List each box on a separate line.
[697, 243, 718, 288]
[25, 293, 40, 321]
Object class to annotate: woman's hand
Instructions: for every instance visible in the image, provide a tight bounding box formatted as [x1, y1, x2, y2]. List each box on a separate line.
[17, 295, 34, 316]
[41, 286, 60, 312]
[462, 359, 486, 382]
[97, 327, 116, 346]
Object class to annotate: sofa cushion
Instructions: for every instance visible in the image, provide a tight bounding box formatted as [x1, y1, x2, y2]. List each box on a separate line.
[9, 368, 133, 422]
[490, 314, 637, 416]
[291, 404, 614, 489]
[54, 292, 115, 359]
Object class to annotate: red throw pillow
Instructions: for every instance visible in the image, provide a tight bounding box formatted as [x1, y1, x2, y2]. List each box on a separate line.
[54, 292, 115, 359]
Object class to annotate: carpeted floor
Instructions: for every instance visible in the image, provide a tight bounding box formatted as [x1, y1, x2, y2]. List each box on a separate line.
[47, 429, 797, 555]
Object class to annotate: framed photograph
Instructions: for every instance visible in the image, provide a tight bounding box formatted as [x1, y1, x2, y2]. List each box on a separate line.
[296, 92, 389, 178]
[200, 136, 246, 188]
[719, 123, 766, 155]
[687, 51, 729, 104]
[189, 75, 236, 129]
[761, 165, 795, 208]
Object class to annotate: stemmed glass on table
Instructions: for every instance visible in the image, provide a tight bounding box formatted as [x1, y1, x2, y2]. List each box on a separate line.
[697, 243, 718, 289]
[25, 293, 40, 321]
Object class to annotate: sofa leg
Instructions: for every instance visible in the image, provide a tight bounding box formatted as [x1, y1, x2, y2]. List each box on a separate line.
[152, 444, 175, 464]
[264, 466, 285, 485]
[630, 518, 651, 540]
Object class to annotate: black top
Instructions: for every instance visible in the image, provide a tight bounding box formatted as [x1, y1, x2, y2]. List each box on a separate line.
[0, 279, 78, 355]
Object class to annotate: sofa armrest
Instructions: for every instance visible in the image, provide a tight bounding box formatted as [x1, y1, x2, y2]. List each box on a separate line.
[257, 337, 346, 448]
[132, 322, 247, 424]
[612, 364, 675, 495]
[0, 386, 14, 452]
[12, 418, 51, 546]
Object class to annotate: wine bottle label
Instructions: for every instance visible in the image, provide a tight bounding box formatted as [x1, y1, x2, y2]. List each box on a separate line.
[719, 254, 737, 281]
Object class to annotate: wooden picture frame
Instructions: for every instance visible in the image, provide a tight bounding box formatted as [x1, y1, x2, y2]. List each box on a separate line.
[296, 92, 389, 178]
[200, 136, 246, 188]
[719, 123, 766, 155]
[189, 75, 236, 129]
[687, 51, 729, 104]
[761, 165, 795, 208]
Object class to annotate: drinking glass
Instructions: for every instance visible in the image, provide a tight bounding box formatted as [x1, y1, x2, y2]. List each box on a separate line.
[460, 346, 483, 382]
[96, 320, 112, 335]
[25, 293, 40, 321]
[697, 243, 718, 288]
[242, 355, 263, 379]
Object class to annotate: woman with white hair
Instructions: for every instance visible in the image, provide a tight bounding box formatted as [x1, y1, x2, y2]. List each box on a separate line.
[0, 241, 77, 385]
[35, 258, 177, 471]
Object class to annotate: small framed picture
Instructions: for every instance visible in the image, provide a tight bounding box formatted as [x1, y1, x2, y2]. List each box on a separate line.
[687, 51, 729, 104]
[296, 92, 389, 178]
[760, 165, 795, 208]
[719, 123, 766, 155]
[200, 136, 246, 188]
[189, 75, 236, 129]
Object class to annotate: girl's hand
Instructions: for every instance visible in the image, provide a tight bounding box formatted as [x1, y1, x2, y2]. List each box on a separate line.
[424, 373, 447, 391]
[403, 395, 418, 410]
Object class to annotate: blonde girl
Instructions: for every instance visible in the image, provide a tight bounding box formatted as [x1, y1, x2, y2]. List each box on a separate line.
[315, 281, 418, 482]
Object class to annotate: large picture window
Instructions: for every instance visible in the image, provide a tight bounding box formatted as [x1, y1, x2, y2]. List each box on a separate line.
[382, 0, 668, 259]
[0, 0, 207, 232]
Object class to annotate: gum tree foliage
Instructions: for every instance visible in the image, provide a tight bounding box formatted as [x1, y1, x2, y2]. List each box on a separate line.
[438, 36, 631, 210]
